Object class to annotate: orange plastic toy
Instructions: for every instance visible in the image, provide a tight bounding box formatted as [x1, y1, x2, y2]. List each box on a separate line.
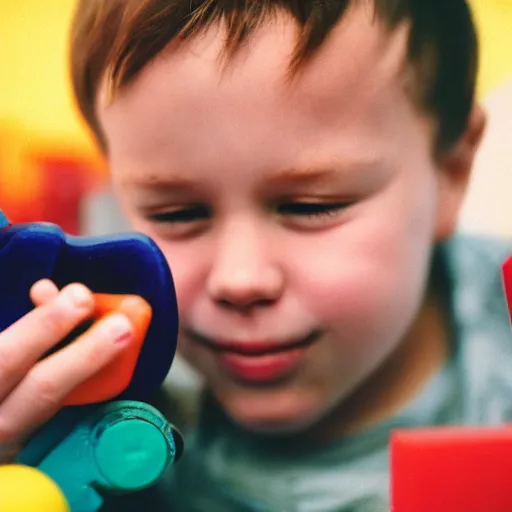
[62, 294, 152, 405]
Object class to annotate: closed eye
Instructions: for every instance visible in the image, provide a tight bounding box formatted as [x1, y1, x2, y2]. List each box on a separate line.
[277, 202, 350, 218]
[148, 205, 211, 223]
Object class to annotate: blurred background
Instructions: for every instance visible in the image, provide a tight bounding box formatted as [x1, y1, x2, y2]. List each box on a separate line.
[0, 0, 511, 236]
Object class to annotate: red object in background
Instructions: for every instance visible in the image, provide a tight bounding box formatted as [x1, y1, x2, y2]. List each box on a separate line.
[502, 256, 512, 321]
[391, 427, 512, 512]
[37, 156, 91, 235]
[0, 154, 102, 234]
[390, 257, 512, 511]
[0, 196, 44, 226]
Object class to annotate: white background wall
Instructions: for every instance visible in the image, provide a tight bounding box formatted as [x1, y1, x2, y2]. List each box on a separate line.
[460, 79, 512, 236]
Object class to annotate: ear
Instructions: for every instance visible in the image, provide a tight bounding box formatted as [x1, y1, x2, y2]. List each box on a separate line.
[435, 104, 487, 241]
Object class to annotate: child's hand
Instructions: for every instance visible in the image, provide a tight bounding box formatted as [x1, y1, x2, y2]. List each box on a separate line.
[0, 279, 133, 459]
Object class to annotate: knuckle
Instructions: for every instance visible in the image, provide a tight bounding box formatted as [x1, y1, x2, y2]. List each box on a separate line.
[0, 345, 18, 383]
[0, 419, 15, 445]
[34, 284, 94, 339]
[80, 345, 109, 371]
[25, 369, 61, 408]
[74, 330, 112, 371]
[61, 283, 94, 310]
[38, 304, 70, 338]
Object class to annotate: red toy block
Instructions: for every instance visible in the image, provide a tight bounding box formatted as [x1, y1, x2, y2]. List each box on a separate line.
[502, 256, 512, 318]
[391, 427, 512, 512]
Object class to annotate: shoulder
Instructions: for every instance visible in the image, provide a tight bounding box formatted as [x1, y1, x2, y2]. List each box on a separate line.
[447, 232, 512, 267]
[443, 232, 512, 328]
[444, 232, 512, 285]
[443, 233, 512, 422]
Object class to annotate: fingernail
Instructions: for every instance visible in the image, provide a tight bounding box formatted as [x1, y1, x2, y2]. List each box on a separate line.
[68, 285, 93, 309]
[107, 314, 133, 344]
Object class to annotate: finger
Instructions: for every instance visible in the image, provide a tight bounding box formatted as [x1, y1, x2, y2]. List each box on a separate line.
[0, 312, 133, 444]
[0, 441, 22, 464]
[0, 283, 95, 402]
[30, 279, 59, 306]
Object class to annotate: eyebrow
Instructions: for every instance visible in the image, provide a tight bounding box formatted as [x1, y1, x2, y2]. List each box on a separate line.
[123, 174, 196, 190]
[266, 167, 341, 185]
[123, 159, 383, 190]
[265, 160, 383, 187]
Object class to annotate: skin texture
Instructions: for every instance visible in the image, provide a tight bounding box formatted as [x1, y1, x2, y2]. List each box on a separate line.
[97, 6, 484, 437]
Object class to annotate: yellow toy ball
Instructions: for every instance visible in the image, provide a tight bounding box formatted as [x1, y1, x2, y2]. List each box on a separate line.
[0, 464, 69, 512]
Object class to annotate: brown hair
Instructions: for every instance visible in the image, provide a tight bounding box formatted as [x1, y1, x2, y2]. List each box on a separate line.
[70, 0, 478, 155]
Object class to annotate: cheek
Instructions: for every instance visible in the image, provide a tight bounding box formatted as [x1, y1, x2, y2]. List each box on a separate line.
[295, 174, 438, 341]
[155, 240, 210, 314]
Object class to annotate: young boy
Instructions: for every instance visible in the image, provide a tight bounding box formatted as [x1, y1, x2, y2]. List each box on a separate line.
[1, 1, 511, 510]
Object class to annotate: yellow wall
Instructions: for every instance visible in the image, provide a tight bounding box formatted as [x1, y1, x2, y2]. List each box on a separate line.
[0, 0, 95, 155]
[471, 0, 512, 97]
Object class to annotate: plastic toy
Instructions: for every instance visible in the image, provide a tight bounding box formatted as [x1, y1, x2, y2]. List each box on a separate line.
[0, 464, 69, 512]
[16, 401, 182, 512]
[391, 427, 512, 512]
[390, 254, 512, 511]
[0, 209, 178, 399]
[0, 209, 183, 511]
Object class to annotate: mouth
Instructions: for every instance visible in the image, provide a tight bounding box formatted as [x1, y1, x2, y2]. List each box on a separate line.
[184, 328, 321, 384]
[184, 328, 321, 356]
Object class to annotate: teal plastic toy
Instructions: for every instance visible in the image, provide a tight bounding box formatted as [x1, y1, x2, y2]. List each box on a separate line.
[17, 401, 182, 512]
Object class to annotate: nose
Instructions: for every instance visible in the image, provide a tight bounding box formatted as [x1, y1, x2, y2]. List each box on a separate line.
[207, 220, 284, 311]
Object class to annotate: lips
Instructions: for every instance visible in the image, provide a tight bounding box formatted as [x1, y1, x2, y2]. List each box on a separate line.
[187, 328, 319, 355]
[186, 329, 320, 383]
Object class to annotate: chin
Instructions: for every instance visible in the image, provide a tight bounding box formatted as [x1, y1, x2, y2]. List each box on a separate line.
[223, 398, 324, 436]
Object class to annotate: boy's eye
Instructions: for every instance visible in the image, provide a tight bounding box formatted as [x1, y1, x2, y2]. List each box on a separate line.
[277, 201, 350, 219]
[148, 205, 211, 223]
[145, 201, 350, 231]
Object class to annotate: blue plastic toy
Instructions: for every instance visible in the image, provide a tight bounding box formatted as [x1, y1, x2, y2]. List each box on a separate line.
[0, 209, 183, 511]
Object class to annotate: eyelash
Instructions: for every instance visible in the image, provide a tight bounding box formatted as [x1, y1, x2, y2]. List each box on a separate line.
[148, 202, 349, 224]
[150, 205, 210, 223]
[277, 202, 348, 218]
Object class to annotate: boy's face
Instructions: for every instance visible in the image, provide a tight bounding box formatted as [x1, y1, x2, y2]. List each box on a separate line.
[98, 8, 468, 433]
